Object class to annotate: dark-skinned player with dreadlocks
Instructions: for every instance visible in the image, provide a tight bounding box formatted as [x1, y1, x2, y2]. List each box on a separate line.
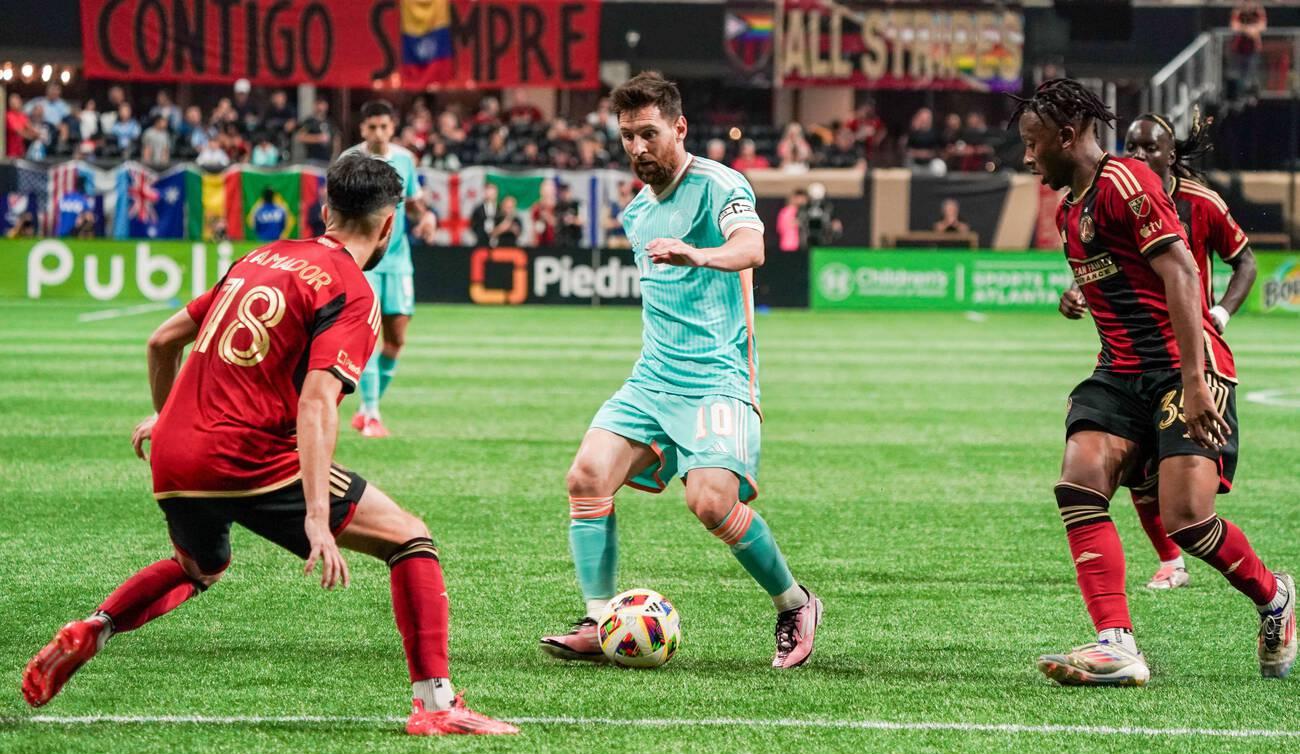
[1013, 78, 1294, 686]
[1059, 111, 1259, 593]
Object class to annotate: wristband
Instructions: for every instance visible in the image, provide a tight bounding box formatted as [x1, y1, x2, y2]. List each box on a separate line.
[1209, 305, 1230, 331]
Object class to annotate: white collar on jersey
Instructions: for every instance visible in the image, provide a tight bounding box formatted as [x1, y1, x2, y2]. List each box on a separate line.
[648, 153, 694, 202]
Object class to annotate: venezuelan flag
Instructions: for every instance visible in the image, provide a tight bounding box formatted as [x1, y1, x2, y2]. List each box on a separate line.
[401, 0, 453, 86]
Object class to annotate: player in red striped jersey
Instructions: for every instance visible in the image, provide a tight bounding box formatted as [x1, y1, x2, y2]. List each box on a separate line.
[20, 154, 516, 735]
[1014, 79, 1294, 686]
[1060, 112, 1259, 592]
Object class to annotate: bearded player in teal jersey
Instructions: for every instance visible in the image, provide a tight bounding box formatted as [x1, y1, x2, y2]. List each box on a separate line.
[343, 100, 438, 438]
[539, 72, 822, 668]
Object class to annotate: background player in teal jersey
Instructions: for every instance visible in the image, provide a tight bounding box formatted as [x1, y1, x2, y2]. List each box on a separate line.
[539, 72, 822, 669]
[343, 100, 438, 438]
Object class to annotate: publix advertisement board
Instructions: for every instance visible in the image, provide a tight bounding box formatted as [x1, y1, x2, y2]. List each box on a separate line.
[810, 248, 1299, 314]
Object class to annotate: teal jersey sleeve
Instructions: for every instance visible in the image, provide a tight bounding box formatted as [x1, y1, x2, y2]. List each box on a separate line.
[624, 155, 762, 410]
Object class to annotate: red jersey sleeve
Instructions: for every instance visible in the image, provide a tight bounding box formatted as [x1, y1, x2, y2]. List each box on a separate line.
[185, 285, 218, 324]
[307, 289, 379, 394]
[1207, 200, 1249, 261]
[1099, 158, 1184, 257]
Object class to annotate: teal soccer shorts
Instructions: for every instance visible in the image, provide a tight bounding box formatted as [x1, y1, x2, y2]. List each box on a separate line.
[365, 270, 415, 317]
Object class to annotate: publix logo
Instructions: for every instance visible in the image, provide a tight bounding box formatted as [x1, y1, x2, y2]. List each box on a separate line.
[1263, 259, 1300, 312]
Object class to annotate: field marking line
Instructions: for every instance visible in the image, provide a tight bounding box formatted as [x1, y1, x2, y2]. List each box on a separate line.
[1245, 388, 1300, 409]
[5, 714, 1300, 738]
[77, 303, 173, 323]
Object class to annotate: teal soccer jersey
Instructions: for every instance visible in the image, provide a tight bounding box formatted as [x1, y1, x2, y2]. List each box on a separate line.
[341, 143, 419, 275]
[621, 154, 765, 408]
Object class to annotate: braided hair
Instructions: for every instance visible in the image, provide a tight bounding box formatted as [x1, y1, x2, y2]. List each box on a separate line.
[1133, 110, 1215, 181]
[1009, 78, 1116, 133]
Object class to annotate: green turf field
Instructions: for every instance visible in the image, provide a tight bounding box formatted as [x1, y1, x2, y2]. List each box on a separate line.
[1, 300, 1298, 753]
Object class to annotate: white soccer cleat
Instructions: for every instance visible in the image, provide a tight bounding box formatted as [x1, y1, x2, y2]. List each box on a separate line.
[1259, 572, 1297, 679]
[1037, 641, 1150, 687]
[1146, 564, 1190, 590]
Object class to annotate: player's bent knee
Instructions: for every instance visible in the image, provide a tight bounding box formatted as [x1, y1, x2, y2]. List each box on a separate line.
[173, 553, 224, 588]
[566, 461, 611, 498]
[685, 492, 733, 529]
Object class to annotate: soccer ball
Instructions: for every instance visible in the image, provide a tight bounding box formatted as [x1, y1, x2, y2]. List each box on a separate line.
[596, 588, 681, 668]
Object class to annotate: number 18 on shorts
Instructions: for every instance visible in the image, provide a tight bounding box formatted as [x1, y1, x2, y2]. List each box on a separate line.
[591, 383, 761, 502]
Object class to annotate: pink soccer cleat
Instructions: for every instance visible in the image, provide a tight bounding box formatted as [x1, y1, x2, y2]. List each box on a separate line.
[361, 417, 390, 438]
[539, 618, 606, 662]
[1037, 641, 1149, 686]
[350, 412, 366, 433]
[1146, 563, 1190, 590]
[773, 587, 823, 668]
[405, 696, 519, 735]
[22, 619, 105, 707]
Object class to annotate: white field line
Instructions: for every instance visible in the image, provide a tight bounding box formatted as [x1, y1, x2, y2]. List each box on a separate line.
[1245, 388, 1300, 408]
[76, 303, 172, 323]
[5, 714, 1300, 739]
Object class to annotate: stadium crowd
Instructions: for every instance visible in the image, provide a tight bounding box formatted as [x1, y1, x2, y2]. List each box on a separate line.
[4, 80, 1006, 176]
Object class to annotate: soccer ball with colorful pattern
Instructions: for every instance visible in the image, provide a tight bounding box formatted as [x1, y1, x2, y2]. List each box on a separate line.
[596, 589, 681, 668]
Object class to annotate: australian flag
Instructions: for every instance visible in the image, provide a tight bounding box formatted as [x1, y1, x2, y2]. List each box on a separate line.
[113, 164, 185, 239]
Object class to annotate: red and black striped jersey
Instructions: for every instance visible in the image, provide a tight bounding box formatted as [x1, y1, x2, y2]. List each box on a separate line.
[1057, 155, 1236, 381]
[151, 235, 380, 499]
[1170, 176, 1249, 305]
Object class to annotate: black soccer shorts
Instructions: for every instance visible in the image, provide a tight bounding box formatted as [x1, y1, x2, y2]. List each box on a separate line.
[1065, 368, 1238, 494]
[158, 465, 367, 574]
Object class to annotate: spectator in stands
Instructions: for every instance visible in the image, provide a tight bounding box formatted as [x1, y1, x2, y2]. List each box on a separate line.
[576, 137, 609, 169]
[100, 86, 126, 135]
[210, 97, 237, 130]
[817, 125, 865, 169]
[706, 138, 728, 163]
[149, 90, 182, 133]
[777, 123, 812, 171]
[438, 110, 467, 144]
[940, 113, 962, 149]
[603, 179, 635, 249]
[586, 97, 618, 142]
[399, 125, 427, 161]
[732, 138, 771, 172]
[296, 98, 337, 163]
[848, 100, 886, 160]
[109, 103, 140, 158]
[950, 112, 994, 172]
[799, 182, 841, 246]
[556, 182, 583, 247]
[776, 188, 807, 252]
[78, 100, 100, 144]
[6, 93, 38, 158]
[903, 107, 943, 172]
[470, 96, 501, 127]
[532, 180, 558, 246]
[178, 106, 210, 158]
[933, 198, 970, 233]
[490, 195, 523, 247]
[141, 114, 172, 168]
[196, 135, 231, 170]
[26, 83, 70, 129]
[251, 133, 280, 167]
[263, 90, 297, 148]
[1229, 2, 1268, 107]
[471, 183, 500, 245]
[24, 105, 51, 160]
[480, 126, 511, 166]
[511, 140, 545, 168]
[232, 79, 257, 133]
[424, 135, 462, 170]
[220, 121, 249, 163]
[961, 112, 991, 147]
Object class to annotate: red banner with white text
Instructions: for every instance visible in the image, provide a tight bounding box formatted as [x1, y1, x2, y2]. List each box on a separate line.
[79, 0, 601, 90]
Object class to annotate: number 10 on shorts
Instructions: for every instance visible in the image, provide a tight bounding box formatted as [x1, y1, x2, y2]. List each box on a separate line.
[695, 402, 735, 441]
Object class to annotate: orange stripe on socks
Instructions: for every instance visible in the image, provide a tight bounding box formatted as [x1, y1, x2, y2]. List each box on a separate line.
[711, 503, 754, 546]
[569, 496, 614, 519]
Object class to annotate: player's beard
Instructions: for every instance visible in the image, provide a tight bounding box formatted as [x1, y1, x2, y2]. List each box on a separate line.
[364, 240, 389, 271]
[633, 155, 672, 187]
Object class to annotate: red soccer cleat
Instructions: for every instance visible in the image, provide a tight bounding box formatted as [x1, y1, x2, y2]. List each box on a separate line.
[361, 417, 389, 438]
[22, 620, 104, 707]
[350, 412, 366, 433]
[405, 696, 519, 735]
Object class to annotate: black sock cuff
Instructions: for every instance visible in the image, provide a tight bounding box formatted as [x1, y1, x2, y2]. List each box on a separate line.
[1169, 516, 1225, 559]
[1054, 483, 1112, 530]
[387, 537, 439, 568]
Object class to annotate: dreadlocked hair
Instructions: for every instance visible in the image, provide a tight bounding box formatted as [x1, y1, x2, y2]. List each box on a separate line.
[1008, 78, 1117, 132]
[1135, 108, 1215, 181]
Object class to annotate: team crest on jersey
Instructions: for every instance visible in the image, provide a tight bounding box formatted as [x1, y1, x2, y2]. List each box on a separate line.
[1079, 213, 1095, 243]
[1128, 195, 1150, 218]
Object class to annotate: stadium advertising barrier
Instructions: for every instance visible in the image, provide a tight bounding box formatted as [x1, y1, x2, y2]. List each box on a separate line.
[2, 238, 252, 302]
[79, 0, 601, 90]
[1257, 252, 1300, 314]
[774, 0, 1022, 91]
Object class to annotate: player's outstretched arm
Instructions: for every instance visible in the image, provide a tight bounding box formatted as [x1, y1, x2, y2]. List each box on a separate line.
[647, 228, 765, 271]
[1150, 242, 1230, 450]
[146, 309, 199, 412]
[298, 369, 350, 590]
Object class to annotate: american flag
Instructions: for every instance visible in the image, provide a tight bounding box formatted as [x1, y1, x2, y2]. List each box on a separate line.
[43, 161, 85, 236]
[15, 162, 49, 233]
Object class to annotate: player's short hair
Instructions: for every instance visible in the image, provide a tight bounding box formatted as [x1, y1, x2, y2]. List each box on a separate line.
[1007, 78, 1116, 132]
[610, 71, 682, 122]
[360, 99, 396, 122]
[325, 153, 403, 231]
